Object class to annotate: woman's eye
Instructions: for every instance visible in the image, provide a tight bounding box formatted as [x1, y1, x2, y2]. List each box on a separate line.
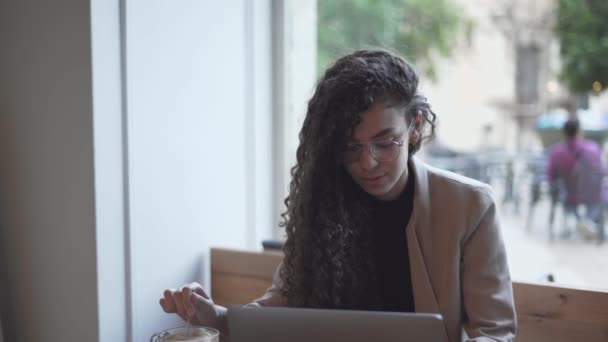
[374, 141, 394, 149]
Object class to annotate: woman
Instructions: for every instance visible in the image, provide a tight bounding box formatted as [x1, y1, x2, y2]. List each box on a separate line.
[160, 49, 517, 342]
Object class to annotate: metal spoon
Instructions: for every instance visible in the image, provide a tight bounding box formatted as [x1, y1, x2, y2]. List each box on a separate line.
[186, 317, 192, 337]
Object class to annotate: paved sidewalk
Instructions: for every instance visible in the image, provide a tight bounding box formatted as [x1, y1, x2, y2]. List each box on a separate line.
[498, 199, 608, 291]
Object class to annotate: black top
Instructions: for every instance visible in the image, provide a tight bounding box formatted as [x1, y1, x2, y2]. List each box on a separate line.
[370, 166, 415, 312]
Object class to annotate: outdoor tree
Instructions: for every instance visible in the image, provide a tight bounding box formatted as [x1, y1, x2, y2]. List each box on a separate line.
[317, 0, 471, 79]
[555, 0, 608, 95]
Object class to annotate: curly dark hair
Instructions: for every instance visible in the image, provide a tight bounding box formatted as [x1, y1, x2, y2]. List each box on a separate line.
[280, 49, 437, 310]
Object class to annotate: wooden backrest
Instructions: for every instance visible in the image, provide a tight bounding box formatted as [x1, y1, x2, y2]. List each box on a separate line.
[210, 247, 608, 341]
[210, 247, 282, 306]
[513, 281, 608, 342]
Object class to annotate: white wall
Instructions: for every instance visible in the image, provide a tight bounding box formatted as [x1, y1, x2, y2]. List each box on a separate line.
[0, 0, 274, 341]
[0, 1, 99, 341]
[125, 0, 274, 340]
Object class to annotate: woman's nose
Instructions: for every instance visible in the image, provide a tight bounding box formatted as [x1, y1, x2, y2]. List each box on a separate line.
[359, 145, 378, 171]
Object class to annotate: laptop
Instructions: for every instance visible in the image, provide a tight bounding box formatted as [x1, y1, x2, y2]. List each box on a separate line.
[227, 306, 446, 342]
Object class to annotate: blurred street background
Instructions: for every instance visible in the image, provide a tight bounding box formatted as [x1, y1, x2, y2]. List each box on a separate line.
[307, 0, 608, 290]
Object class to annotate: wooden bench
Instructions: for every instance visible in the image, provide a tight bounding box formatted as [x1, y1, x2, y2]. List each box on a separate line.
[211, 247, 282, 306]
[210, 247, 608, 342]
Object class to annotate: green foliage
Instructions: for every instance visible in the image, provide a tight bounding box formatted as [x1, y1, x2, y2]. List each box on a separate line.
[317, 0, 471, 79]
[555, 0, 608, 94]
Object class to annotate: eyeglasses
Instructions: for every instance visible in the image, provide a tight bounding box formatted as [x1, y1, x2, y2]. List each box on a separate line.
[342, 122, 415, 164]
[342, 137, 406, 164]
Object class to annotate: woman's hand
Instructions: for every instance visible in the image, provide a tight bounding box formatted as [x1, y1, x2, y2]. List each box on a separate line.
[159, 282, 226, 331]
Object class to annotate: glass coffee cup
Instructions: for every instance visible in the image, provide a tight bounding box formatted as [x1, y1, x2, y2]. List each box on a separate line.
[150, 326, 220, 342]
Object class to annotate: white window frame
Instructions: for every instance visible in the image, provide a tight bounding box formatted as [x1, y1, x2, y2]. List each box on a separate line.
[271, 0, 318, 238]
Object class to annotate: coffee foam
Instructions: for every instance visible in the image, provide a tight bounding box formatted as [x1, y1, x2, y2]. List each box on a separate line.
[162, 332, 210, 341]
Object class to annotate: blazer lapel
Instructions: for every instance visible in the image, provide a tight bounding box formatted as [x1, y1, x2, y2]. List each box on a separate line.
[407, 158, 450, 341]
[406, 158, 440, 313]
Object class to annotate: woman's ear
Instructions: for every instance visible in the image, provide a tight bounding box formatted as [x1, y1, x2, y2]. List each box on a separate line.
[409, 111, 423, 144]
[410, 130, 419, 144]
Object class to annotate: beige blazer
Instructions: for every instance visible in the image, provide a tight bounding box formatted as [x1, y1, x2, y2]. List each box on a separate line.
[251, 157, 517, 342]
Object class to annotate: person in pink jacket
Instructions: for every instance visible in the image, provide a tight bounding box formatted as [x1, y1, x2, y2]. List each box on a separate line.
[546, 117, 606, 242]
[160, 49, 517, 342]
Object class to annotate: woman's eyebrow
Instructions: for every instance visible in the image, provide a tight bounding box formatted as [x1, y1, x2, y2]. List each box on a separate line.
[348, 127, 399, 143]
[370, 127, 398, 139]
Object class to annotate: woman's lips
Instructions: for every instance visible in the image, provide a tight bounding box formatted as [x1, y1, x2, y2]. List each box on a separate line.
[361, 175, 384, 184]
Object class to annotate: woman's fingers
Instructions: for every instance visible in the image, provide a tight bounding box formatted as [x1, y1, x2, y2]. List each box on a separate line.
[181, 286, 194, 317]
[173, 291, 186, 318]
[160, 283, 211, 323]
[159, 289, 188, 321]
[160, 289, 177, 313]
[190, 282, 210, 299]
[159, 297, 170, 312]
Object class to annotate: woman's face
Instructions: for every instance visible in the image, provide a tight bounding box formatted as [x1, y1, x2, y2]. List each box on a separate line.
[343, 101, 416, 201]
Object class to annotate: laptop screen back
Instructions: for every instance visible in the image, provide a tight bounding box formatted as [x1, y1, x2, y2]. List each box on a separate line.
[227, 306, 447, 342]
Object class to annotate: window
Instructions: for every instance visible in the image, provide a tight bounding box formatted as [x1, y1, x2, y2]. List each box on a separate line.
[277, 0, 608, 289]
